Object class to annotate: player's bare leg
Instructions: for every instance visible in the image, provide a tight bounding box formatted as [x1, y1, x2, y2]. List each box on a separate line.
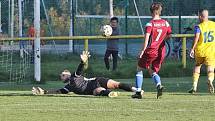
[107, 79, 142, 93]
[106, 79, 120, 89]
[207, 66, 214, 93]
[188, 65, 201, 94]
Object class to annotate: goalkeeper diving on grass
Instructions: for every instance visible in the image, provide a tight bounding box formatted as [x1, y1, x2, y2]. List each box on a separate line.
[32, 51, 142, 97]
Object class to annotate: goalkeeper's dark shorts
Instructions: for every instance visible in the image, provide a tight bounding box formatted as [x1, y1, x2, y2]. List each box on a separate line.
[95, 77, 109, 89]
[84, 77, 109, 95]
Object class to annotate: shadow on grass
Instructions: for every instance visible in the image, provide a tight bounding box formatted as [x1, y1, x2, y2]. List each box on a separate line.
[0, 93, 103, 98]
[43, 94, 103, 98]
[169, 93, 213, 96]
[0, 93, 34, 96]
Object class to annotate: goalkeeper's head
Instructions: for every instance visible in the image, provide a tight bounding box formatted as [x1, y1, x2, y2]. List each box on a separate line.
[60, 70, 71, 83]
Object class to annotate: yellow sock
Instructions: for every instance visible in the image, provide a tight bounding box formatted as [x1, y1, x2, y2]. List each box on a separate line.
[193, 73, 200, 91]
[208, 72, 214, 84]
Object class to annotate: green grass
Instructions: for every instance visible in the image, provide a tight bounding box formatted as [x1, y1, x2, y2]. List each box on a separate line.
[0, 77, 215, 121]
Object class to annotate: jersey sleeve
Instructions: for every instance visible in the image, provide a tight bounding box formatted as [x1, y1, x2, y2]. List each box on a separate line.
[72, 61, 85, 77]
[194, 25, 201, 34]
[59, 84, 73, 94]
[165, 21, 172, 35]
[145, 22, 153, 34]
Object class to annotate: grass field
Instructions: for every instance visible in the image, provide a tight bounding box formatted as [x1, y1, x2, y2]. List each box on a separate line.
[0, 77, 215, 121]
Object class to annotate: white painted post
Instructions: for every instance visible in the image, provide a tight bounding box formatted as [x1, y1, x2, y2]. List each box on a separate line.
[18, 0, 22, 37]
[8, 0, 10, 35]
[109, 0, 114, 18]
[69, 0, 74, 52]
[34, 0, 41, 82]
[11, 0, 14, 37]
[18, 0, 23, 57]
[0, 1, 2, 33]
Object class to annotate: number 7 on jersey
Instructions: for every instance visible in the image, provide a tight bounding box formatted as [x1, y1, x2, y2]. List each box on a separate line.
[155, 29, 163, 42]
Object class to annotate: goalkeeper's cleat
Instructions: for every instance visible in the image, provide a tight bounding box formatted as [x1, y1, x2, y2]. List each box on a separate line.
[207, 81, 214, 94]
[157, 85, 163, 99]
[131, 92, 142, 99]
[108, 92, 119, 98]
[188, 88, 196, 94]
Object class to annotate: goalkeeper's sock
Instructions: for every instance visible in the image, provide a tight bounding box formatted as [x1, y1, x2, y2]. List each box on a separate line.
[193, 72, 200, 91]
[135, 71, 143, 92]
[152, 72, 161, 87]
[119, 83, 132, 91]
[99, 90, 111, 96]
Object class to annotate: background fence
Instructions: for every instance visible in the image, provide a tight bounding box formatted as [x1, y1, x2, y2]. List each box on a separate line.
[0, 0, 213, 82]
[1, 0, 215, 55]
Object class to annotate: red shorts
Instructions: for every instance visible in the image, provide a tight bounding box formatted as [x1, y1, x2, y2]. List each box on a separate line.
[138, 46, 166, 73]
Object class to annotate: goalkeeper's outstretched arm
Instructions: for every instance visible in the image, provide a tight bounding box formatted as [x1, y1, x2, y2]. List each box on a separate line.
[45, 88, 69, 94]
[32, 86, 71, 95]
[73, 51, 90, 77]
[46, 84, 74, 94]
[74, 61, 85, 76]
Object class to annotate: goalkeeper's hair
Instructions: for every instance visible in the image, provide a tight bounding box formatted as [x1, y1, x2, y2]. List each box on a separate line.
[63, 69, 70, 73]
[61, 69, 71, 76]
[150, 2, 162, 15]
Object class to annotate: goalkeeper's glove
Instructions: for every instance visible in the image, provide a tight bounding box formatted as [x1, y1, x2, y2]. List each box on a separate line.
[80, 51, 91, 64]
[32, 87, 47, 95]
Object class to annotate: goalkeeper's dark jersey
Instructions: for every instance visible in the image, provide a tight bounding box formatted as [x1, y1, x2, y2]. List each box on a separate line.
[59, 61, 103, 95]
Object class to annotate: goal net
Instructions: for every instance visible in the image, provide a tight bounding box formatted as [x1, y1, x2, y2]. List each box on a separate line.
[0, 37, 33, 83]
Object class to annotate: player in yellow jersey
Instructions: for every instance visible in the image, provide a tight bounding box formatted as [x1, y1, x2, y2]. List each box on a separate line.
[189, 9, 215, 93]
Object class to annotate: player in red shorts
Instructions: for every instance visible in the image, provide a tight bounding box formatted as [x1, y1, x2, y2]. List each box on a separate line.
[132, 2, 172, 99]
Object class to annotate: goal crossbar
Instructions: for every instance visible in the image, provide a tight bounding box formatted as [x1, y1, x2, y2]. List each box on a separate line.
[0, 34, 194, 41]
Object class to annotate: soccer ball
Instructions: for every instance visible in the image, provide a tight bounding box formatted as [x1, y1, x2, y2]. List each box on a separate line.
[101, 25, 112, 36]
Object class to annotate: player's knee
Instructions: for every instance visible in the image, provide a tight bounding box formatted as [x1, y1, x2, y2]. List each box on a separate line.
[93, 87, 106, 96]
[152, 66, 159, 74]
[194, 66, 201, 73]
[137, 66, 143, 72]
[110, 82, 119, 89]
[147, 68, 154, 76]
[193, 72, 200, 78]
[113, 82, 120, 88]
[107, 80, 120, 89]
